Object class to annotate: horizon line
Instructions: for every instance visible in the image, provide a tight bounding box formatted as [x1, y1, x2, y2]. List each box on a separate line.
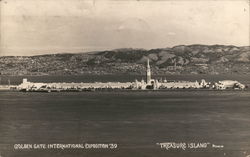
[1, 44, 249, 57]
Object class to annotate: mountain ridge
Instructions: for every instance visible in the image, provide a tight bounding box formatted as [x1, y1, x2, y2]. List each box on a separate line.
[0, 44, 249, 75]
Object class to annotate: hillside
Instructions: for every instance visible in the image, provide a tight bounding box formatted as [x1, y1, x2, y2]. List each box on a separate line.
[0, 45, 250, 75]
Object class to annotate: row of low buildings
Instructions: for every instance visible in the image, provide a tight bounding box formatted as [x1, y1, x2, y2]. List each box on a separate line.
[18, 79, 133, 92]
[16, 59, 246, 92]
[16, 78, 246, 92]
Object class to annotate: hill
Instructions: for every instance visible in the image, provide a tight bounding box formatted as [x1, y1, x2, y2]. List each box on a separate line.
[0, 45, 249, 75]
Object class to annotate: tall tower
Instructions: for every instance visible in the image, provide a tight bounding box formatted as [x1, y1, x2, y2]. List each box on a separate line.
[146, 59, 151, 84]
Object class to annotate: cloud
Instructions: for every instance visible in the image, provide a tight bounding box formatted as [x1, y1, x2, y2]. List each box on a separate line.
[1, 0, 249, 56]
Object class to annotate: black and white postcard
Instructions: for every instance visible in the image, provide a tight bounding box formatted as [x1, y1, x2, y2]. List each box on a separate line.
[0, 0, 249, 157]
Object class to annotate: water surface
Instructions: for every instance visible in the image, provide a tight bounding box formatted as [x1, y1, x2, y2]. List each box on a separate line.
[0, 90, 250, 157]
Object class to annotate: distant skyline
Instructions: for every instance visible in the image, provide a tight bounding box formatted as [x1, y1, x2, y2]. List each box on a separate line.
[0, 0, 249, 56]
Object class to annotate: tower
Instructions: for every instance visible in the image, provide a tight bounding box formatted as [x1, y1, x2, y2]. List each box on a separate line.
[146, 59, 151, 84]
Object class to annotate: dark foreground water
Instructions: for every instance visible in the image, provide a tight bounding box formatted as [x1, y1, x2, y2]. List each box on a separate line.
[0, 90, 250, 157]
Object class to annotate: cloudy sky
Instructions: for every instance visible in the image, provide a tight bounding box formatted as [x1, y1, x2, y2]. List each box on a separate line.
[0, 0, 249, 56]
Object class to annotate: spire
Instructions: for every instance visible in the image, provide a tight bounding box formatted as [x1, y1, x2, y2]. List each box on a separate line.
[146, 59, 151, 84]
[147, 58, 150, 68]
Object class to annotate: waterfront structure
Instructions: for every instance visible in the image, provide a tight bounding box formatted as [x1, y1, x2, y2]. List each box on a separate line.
[146, 59, 151, 84]
[16, 60, 246, 92]
[214, 80, 245, 90]
[18, 81, 134, 92]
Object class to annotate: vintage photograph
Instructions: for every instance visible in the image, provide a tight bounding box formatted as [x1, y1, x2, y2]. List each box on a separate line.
[0, 0, 250, 156]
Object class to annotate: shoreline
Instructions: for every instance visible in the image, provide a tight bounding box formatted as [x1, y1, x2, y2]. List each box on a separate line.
[1, 88, 248, 92]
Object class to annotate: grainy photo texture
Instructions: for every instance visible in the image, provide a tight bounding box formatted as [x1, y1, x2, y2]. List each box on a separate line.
[0, 0, 250, 157]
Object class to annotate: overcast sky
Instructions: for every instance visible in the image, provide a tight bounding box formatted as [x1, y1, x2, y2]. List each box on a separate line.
[0, 0, 249, 56]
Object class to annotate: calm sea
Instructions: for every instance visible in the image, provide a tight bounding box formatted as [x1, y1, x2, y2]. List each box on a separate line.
[0, 75, 250, 157]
